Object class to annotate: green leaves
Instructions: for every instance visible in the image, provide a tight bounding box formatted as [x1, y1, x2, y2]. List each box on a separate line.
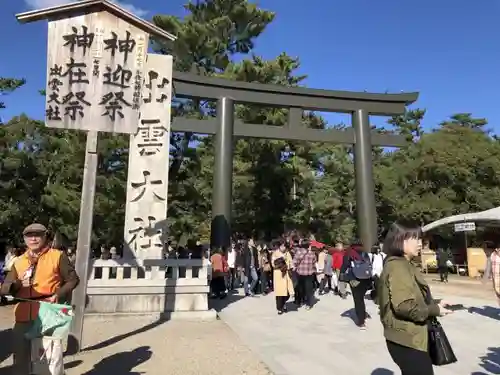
[376, 117, 500, 239]
[387, 108, 425, 143]
[152, 0, 274, 73]
[0, 77, 25, 111]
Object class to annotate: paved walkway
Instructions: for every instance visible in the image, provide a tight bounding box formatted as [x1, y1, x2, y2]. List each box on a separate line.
[0, 307, 272, 375]
[0, 280, 498, 374]
[216, 285, 500, 375]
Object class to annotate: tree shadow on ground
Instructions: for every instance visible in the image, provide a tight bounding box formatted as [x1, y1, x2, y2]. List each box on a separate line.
[310, 295, 320, 308]
[468, 306, 500, 322]
[208, 291, 246, 312]
[79, 321, 165, 353]
[0, 329, 12, 364]
[371, 368, 394, 375]
[81, 346, 152, 375]
[340, 308, 357, 324]
[65, 360, 83, 370]
[471, 347, 500, 375]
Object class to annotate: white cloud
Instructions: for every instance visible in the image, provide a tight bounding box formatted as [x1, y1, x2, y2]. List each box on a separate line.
[24, 0, 149, 17]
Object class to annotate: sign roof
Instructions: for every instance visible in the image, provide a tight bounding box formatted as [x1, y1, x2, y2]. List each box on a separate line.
[16, 0, 176, 42]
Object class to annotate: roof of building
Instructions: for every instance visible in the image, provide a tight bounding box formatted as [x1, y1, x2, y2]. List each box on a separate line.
[422, 206, 500, 232]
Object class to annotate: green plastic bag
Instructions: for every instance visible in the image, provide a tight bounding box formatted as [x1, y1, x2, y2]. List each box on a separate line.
[25, 302, 73, 339]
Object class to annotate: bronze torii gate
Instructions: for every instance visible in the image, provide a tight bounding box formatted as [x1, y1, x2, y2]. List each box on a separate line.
[171, 71, 418, 249]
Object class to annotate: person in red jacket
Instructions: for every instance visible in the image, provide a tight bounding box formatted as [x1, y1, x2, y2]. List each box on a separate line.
[332, 243, 347, 298]
[210, 248, 228, 299]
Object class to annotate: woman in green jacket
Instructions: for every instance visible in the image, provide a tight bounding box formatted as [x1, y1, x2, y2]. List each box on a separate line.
[378, 223, 452, 375]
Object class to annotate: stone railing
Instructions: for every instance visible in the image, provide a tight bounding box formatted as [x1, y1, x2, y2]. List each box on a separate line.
[86, 258, 214, 319]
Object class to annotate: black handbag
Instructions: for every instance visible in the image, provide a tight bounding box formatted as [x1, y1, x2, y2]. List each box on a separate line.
[417, 278, 457, 366]
[338, 255, 352, 282]
[338, 270, 350, 282]
[428, 317, 457, 366]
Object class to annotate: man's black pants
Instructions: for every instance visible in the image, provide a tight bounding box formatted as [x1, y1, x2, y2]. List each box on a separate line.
[295, 274, 314, 307]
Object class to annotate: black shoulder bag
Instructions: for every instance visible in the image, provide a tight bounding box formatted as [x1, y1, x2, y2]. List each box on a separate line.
[419, 282, 457, 366]
[339, 254, 353, 282]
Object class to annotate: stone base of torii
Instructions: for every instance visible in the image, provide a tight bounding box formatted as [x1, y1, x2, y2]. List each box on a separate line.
[85, 258, 216, 320]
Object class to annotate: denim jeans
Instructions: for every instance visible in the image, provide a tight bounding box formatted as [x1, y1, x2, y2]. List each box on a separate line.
[228, 267, 237, 290]
[244, 267, 258, 295]
[260, 270, 272, 292]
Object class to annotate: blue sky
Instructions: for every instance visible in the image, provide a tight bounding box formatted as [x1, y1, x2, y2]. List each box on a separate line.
[1, 0, 500, 132]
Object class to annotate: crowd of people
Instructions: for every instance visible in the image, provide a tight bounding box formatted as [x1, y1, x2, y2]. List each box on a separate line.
[207, 227, 462, 375]
[1, 223, 499, 375]
[207, 227, 500, 375]
[208, 234, 386, 325]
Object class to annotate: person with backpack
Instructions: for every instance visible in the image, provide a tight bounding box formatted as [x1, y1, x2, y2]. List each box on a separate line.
[340, 245, 373, 329]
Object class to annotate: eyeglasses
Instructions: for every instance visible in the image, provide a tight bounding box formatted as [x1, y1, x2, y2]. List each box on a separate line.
[23, 232, 44, 238]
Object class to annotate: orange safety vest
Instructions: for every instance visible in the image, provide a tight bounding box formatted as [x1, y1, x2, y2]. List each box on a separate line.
[12, 248, 63, 322]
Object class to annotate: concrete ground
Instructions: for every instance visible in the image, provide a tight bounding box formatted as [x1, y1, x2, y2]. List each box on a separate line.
[423, 273, 495, 301]
[0, 276, 498, 375]
[215, 280, 500, 375]
[0, 307, 272, 375]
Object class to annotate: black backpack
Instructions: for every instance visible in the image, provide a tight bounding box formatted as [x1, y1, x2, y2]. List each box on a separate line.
[351, 254, 373, 280]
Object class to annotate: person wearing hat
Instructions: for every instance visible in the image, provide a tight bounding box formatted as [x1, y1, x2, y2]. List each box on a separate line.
[0, 223, 80, 374]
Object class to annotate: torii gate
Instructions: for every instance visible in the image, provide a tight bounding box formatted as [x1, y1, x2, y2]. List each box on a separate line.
[171, 71, 417, 249]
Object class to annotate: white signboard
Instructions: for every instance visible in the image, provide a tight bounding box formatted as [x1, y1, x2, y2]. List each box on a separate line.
[124, 54, 173, 259]
[45, 11, 148, 133]
[454, 222, 475, 232]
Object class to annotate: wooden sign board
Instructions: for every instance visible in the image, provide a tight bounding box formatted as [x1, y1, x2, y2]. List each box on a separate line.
[45, 11, 148, 133]
[124, 54, 173, 259]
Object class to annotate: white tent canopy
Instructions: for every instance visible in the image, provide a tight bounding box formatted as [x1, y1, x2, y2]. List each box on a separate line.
[422, 206, 500, 232]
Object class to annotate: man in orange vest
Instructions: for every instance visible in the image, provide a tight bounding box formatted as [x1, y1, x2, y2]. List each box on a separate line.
[0, 223, 79, 374]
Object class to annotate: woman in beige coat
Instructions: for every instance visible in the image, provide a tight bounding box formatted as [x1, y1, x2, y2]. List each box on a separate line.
[272, 240, 294, 314]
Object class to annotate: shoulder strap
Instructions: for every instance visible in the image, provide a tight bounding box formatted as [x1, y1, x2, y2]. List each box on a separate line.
[413, 272, 433, 305]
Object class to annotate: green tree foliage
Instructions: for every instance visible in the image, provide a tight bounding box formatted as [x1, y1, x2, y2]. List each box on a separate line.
[387, 108, 425, 143]
[376, 114, 500, 226]
[0, 114, 130, 246]
[0, 77, 25, 112]
[1, 0, 500, 249]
